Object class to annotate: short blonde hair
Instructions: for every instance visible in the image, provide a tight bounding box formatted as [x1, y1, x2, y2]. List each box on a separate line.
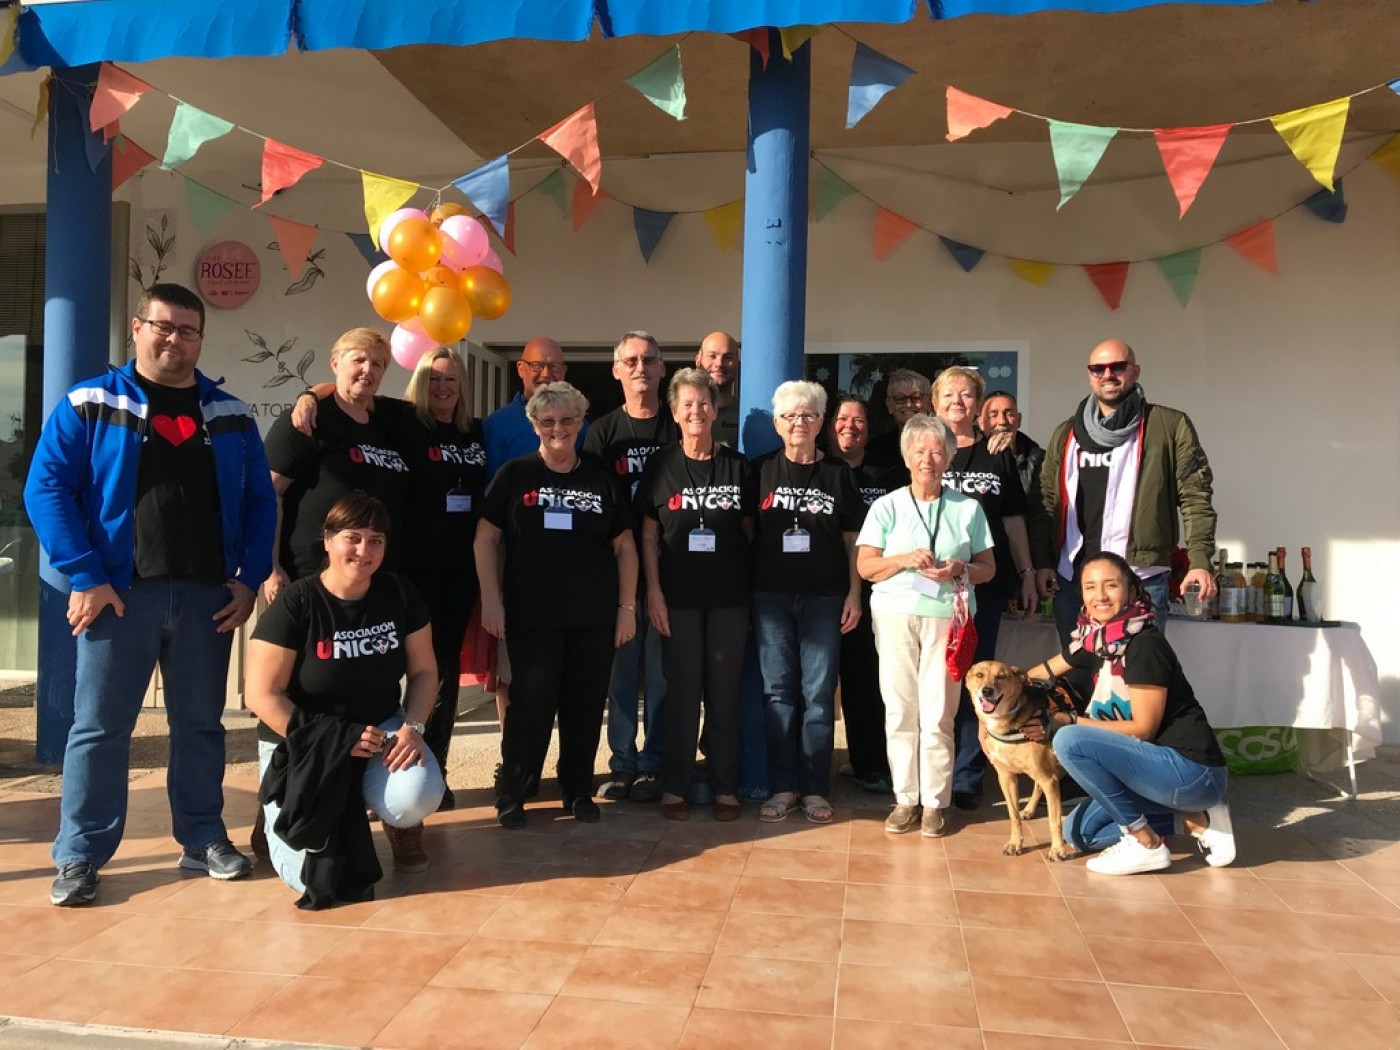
[329, 327, 390, 370]
[932, 366, 985, 408]
[772, 379, 827, 419]
[404, 346, 473, 431]
[526, 381, 589, 421]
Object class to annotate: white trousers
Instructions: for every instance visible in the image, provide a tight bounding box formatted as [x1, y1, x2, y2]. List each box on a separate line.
[871, 611, 958, 809]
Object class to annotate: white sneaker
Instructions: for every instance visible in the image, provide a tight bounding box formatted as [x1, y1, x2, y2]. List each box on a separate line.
[1196, 802, 1236, 867]
[1086, 834, 1172, 876]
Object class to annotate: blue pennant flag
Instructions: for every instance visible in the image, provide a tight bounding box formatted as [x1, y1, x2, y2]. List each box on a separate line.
[1389, 79, 1400, 98]
[452, 155, 510, 238]
[846, 42, 915, 129]
[84, 128, 109, 174]
[1303, 180, 1347, 224]
[633, 207, 675, 264]
[938, 236, 985, 273]
[346, 232, 381, 267]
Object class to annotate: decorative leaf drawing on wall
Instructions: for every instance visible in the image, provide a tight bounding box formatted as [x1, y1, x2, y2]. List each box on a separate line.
[265, 242, 327, 296]
[129, 213, 175, 288]
[243, 329, 313, 389]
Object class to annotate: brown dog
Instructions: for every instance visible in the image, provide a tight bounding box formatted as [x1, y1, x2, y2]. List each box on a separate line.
[964, 659, 1071, 861]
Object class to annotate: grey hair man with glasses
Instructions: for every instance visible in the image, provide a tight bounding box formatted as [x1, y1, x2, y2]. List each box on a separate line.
[866, 367, 931, 468]
[26, 282, 277, 906]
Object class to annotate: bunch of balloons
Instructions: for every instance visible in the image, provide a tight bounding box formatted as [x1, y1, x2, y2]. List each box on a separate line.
[365, 202, 514, 369]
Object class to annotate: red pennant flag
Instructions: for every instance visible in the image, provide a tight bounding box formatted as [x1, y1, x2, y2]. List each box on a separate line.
[257, 139, 324, 209]
[873, 207, 918, 261]
[1154, 125, 1231, 218]
[1225, 219, 1278, 274]
[540, 103, 602, 194]
[267, 214, 319, 280]
[572, 177, 605, 231]
[946, 86, 1014, 142]
[90, 63, 152, 134]
[730, 28, 771, 69]
[101, 120, 121, 144]
[1083, 261, 1130, 310]
[111, 136, 157, 191]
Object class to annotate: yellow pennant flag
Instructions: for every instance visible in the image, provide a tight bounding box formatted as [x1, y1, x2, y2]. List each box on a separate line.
[361, 171, 419, 243]
[1269, 97, 1349, 190]
[779, 25, 820, 60]
[31, 74, 51, 140]
[703, 200, 743, 252]
[1, 4, 17, 67]
[1371, 135, 1400, 184]
[1009, 258, 1054, 287]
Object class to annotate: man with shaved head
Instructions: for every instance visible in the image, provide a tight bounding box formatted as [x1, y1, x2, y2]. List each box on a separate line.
[1032, 339, 1217, 648]
[696, 331, 740, 447]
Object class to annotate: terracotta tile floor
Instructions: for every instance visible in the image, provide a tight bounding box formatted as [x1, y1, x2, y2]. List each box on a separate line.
[3, 768, 1400, 1050]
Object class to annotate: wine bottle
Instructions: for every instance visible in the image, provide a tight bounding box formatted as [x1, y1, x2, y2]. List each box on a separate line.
[1210, 548, 1228, 620]
[1276, 547, 1295, 621]
[1263, 551, 1285, 621]
[1299, 546, 1322, 623]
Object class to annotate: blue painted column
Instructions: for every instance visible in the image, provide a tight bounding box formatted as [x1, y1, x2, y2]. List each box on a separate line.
[737, 32, 810, 457]
[36, 64, 113, 763]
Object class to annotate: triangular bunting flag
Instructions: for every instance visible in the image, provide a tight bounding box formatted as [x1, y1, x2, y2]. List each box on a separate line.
[268, 215, 319, 280]
[183, 178, 238, 235]
[1153, 125, 1231, 218]
[846, 43, 914, 129]
[1154, 249, 1201, 308]
[90, 63, 152, 133]
[31, 74, 49, 140]
[160, 101, 234, 170]
[572, 176, 604, 231]
[703, 200, 743, 252]
[1390, 79, 1400, 98]
[1, 5, 18, 68]
[625, 44, 686, 121]
[346, 233, 381, 268]
[938, 236, 984, 273]
[500, 203, 516, 255]
[361, 171, 419, 242]
[536, 168, 569, 215]
[1372, 135, 1400, 183]
[778, 26, 820, 61]
[633, 208, 675, 264]
[539, 103, 602, 194]
[257, 139, 323, 208]
[1083, 261, 1130, 311]
[1009, 258, 1054, 287]
[84, 122, 109, 173]
[101, 119, 120, 144]
[111, 135, 156, 191]
[452, 155, 511, 238]
[1269, 97, 1349, 190]
[1225, 219, 1279, 274]
[945, 86, 1013, 142]
[873, 207, 918, 261]
[1303, 181, 1347, 223]
[813, 167, 855, 221]
[730, 29, 770, 70]
[1048, 121, 1119, 210]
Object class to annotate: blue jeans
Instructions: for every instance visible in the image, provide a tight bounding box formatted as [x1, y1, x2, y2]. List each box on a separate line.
[53, 579, 235, 869]
[258, 712, 444, 894]
[952, 591, 1006, 796]
[752, 591, 843, 798]
[605, 591, 666, 776]
[1053, 724, 1227, 851]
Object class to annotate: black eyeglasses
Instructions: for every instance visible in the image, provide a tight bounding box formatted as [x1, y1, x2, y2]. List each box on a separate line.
[138, 318, 203, 342]
[521, 361, 566, 376]
[1087, 361, 1131, 377]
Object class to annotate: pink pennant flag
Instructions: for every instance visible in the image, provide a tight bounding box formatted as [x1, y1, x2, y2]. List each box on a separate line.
[1083, 261, 1130, 310]
[572, 176, 605, 231]
[1154, 125, 1231, 218]
[540, 103, 602, 194]
[946, 86, 1013, 143]
[1225, 219, 1278, 274]
[730, 28, 771, 70]
[257, 139, 324, 208]
[267, 214, 319, 280]
[90, 63, 152, 134]
[111, 136, 156, 191]
[873, 207, 918, 261]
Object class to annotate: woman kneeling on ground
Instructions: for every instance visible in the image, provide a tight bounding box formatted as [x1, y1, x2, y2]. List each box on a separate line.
[246, 493, 443, 907]
[1024, 551, 1235, 875]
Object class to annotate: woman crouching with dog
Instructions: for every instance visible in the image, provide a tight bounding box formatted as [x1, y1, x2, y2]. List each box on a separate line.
[1025, 551, 1235, 875]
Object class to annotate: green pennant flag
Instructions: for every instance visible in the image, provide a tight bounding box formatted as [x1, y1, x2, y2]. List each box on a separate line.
[814, 167, 855, 221]
[625, 44, 687, 121]
[1048, 120, 1118, 210]
[1155, 248, 1202, 308]
[183, 177, 238, 235]
[536, 168, 569, 215]
[161, 101, 235, 170]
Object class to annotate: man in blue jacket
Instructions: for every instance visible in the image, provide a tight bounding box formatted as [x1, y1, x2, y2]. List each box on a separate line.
[25, 283, 278, 907]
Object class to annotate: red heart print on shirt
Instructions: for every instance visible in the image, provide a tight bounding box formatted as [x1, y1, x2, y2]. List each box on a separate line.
[152, 415, 198, 446]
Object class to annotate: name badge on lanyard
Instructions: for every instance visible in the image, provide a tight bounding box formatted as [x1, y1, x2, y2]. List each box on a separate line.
[782, 527, 811, 554]
[689, 528, 716, 553]
[446, 491, 473, 513]
[543, 508, 573, 531]
[912, 575, 948, 599]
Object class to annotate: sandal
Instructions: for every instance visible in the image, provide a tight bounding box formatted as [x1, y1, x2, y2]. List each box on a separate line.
[758, 794, 797, 823]
[801, 796, 834, 825]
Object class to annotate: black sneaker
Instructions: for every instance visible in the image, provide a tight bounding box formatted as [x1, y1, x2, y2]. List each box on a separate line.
[629, 772, 662, 804]
[437, 786, 457, 812]
[179, 840, 253, 880]
[50, 862, 99, 907]
[497, 799, 527, 830]
[571, 798, 601, 823]
[952, 791, 981, 812]
[597, 772, 635, 801]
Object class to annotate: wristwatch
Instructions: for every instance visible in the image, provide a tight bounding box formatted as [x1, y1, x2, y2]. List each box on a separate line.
[404, 719, 427, 736]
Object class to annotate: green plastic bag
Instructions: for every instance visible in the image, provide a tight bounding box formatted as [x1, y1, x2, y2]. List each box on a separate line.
[1214, 726, 1299, 775]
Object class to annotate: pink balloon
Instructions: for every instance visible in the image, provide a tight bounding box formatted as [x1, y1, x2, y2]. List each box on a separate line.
[438, 215, 491, 271]
[480, 247, 504, 274]
[377, 208, 430, 255]
[390, 323, 435, 370]
[365, 260, 398, 300]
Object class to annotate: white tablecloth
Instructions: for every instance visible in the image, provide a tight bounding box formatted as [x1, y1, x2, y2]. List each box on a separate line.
[995, 617, 1382, 774]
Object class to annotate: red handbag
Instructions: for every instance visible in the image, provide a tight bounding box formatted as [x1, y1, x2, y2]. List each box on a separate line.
[946, 577, 978, 681]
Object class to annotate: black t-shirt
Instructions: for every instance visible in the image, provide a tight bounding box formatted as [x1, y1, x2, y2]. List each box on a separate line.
[480, 454, 634, 632]
[848, 458, 908, 508]
[582, 405, 677, 505]
[1070, 415, 1112, 569]
[864, 427, 903, 470]
[636, 444, 754, 609]
[132, 376, 224, 582]
[1065, 627, 1226, 767]
[399, 416, 488, 574]
[942, 439, 1028, 598]
[251, 573, 430, 743]
[752, 451, 867, 596]
[264, 396, 412, 579]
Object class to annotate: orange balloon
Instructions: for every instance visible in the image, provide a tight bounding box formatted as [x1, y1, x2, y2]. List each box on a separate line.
[429, 202, 467, 226]
[370, 267, 426, 324]
[418, 286, 473, 344]
[460, 266, 512, 321]
[422, 265, 458, 288]
[387, 218, 442, 274]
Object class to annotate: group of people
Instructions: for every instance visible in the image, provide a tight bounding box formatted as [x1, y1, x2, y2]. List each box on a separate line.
[25, 281, 1235, 910]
